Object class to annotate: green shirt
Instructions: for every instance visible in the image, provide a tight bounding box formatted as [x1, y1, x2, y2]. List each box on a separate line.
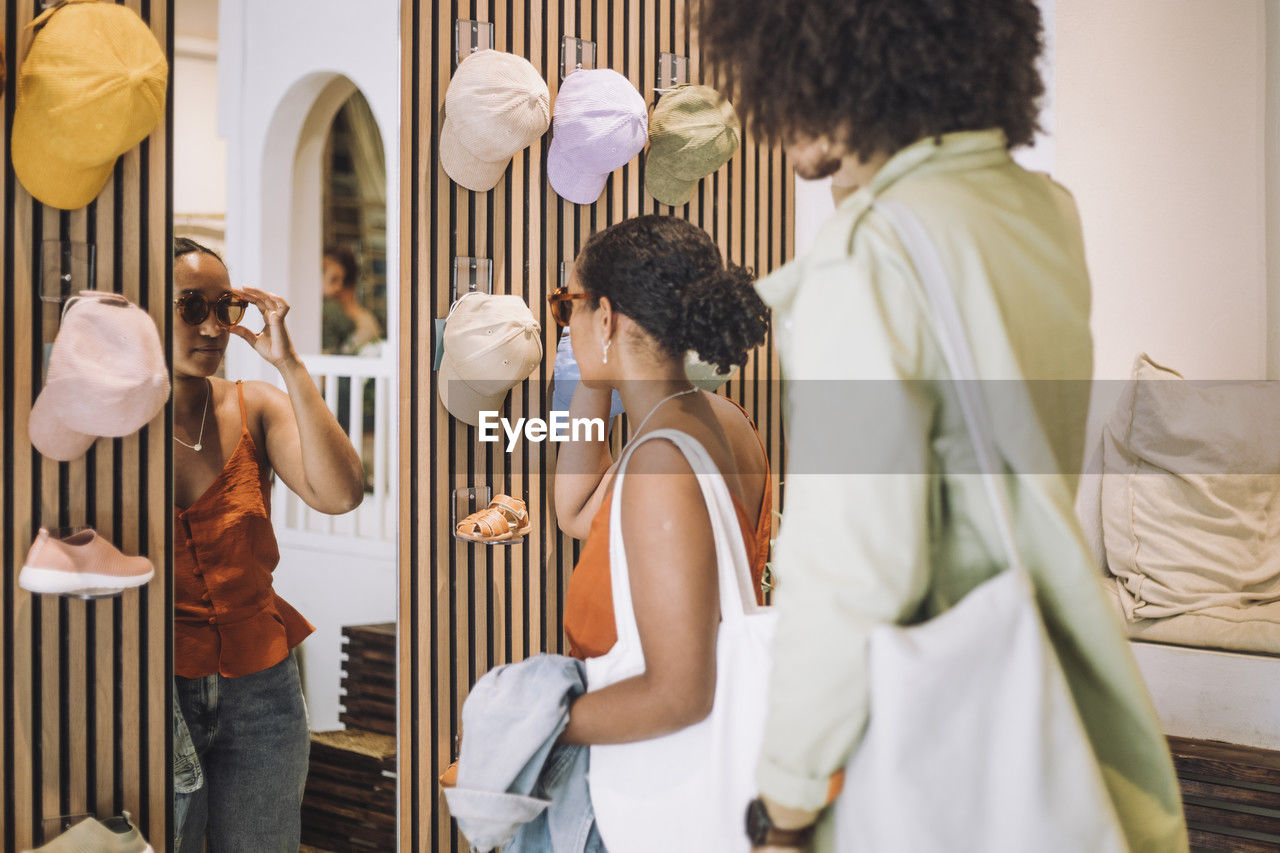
[756, 130, 1187, 852]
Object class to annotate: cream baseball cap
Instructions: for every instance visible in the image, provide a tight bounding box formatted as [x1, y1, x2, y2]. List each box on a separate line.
[439, 293, 544, 426]
[13, 0, 167, 210]
[440, 50, 551, 192]
[547, 69, 648, 205]
[30, 291, 169, 461]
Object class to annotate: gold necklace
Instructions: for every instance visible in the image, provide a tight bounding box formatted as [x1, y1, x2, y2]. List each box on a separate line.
[174, 379, 210, 452]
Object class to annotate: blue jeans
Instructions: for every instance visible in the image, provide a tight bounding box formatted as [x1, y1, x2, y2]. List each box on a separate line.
[173, 653, 310, 853]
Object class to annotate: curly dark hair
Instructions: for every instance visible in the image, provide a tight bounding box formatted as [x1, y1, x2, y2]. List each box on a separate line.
[576, 216, 769, 374]
[699, 0, 1045, 158]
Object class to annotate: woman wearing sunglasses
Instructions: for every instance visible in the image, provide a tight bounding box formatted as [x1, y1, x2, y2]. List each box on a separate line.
[550, 216, 771, 807]
[170, 236, 364, 852]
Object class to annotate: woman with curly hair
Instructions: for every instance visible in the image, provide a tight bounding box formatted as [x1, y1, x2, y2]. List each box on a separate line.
[554, 213, 771, 697]
[550, 215, 772, 846]
[699, 1, 1187, 851]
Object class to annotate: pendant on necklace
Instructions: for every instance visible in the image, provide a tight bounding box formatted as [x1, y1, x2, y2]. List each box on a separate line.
[193, 444, 202, 452]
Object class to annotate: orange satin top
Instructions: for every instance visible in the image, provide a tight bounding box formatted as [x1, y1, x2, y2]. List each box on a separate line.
[564, 402, 772, 660]
[173, 381, 313, 679]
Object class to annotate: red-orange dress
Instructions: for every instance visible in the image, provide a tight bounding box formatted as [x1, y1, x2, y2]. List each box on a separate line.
[173, 381, 313, 678]
[564, 402, 772, 660]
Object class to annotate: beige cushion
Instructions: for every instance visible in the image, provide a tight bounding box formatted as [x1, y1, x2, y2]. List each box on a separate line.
[1101, 354, 1280, 626]
[1101, 579, 1280, 656]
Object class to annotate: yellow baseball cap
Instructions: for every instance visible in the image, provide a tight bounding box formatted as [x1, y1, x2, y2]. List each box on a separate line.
[12, 0, 167, 210]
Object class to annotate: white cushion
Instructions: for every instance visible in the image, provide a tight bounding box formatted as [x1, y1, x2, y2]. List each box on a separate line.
[1100, 354, 1280, 626]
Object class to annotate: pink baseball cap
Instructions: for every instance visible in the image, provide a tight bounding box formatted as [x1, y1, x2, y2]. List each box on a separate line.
[30, 291, 169, 461]
[547, 69, 648, 205]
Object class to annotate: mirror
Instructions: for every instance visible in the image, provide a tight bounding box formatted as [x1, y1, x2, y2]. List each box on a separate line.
[172, 1, 399, 850]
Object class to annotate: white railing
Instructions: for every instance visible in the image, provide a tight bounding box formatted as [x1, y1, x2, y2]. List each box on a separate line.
[270, 353, 397, 558]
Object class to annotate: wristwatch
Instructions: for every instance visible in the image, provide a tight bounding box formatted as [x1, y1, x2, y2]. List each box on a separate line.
[745, 797, 814, 848]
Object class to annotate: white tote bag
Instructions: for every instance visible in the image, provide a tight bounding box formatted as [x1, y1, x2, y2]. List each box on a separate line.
[831, 200, 1128, 852]
[585, 429, 777, 853]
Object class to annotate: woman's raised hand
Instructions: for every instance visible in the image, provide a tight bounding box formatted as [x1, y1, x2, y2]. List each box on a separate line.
[231, 287, 297, 367]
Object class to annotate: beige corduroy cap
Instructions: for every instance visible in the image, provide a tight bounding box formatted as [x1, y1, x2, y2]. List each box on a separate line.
[439, 293, 544, 426]
[645, 85, 740, 206]
[441, 50, 551, 192]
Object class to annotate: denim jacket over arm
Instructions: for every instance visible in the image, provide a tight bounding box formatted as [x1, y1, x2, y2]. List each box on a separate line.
[444, 654, 603, 853]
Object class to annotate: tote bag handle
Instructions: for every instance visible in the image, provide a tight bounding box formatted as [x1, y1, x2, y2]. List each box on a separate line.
[607, 429, 758, 655]
[874, 199, 1027, 578]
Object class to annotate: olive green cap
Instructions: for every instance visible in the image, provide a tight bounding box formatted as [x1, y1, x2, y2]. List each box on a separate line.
[645, 85, 740, 206]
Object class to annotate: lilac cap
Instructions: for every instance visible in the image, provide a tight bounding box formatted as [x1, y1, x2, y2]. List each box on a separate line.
[547, 69, 648, 205]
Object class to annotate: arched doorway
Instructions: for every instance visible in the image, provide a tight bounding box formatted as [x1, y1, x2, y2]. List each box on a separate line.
[255, 73, 398, 733]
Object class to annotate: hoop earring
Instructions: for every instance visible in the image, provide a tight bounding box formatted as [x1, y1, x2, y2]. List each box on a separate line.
[602, 339, 611, 365]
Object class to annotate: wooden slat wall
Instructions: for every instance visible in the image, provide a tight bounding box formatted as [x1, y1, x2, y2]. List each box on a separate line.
[2, 2, 173, 850]
[399, 0, 792, 848]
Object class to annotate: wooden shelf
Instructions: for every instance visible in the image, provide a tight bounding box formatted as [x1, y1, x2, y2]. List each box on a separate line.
[302, 623, 397, 851]
[1168, 736, 1280, 851]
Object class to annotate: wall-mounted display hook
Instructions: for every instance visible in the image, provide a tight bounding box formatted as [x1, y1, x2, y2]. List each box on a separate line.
[454, 19, 495, 66]
[40, 240, 96, 304]
[560, 36, 597, 80]
[451, 257, 493, 303]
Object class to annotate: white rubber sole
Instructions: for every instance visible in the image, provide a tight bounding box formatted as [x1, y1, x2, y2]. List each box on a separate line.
[19, 566, 155, 596]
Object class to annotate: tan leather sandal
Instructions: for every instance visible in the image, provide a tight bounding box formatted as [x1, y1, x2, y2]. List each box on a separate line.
[455, 495, 531, 543]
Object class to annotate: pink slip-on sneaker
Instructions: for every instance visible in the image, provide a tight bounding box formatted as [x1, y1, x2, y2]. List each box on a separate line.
[19, 528, 154, 596]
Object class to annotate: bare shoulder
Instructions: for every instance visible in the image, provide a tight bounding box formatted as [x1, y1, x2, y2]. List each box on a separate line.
[238, 379, 289, 407]
[705, 394, 766, 473]
[617, 438, 707, 522]
[622, 436, 697, 478]
[706, 392, 756, 436]
[236, 379, 292, 433]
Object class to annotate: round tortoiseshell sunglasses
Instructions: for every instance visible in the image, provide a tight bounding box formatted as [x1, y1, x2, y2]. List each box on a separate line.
[174, 291, 248, 329]
[547, 286, 591, 327]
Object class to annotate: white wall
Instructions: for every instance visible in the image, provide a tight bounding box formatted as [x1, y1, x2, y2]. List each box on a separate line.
[174, 38, 227, 218]
[1056, 0, 1268, 381]
[795, 0, 1271, 384]
[273, 545, 397, 735]
[218, 0, 400, 373]
[1269, 2, 1280, 381]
